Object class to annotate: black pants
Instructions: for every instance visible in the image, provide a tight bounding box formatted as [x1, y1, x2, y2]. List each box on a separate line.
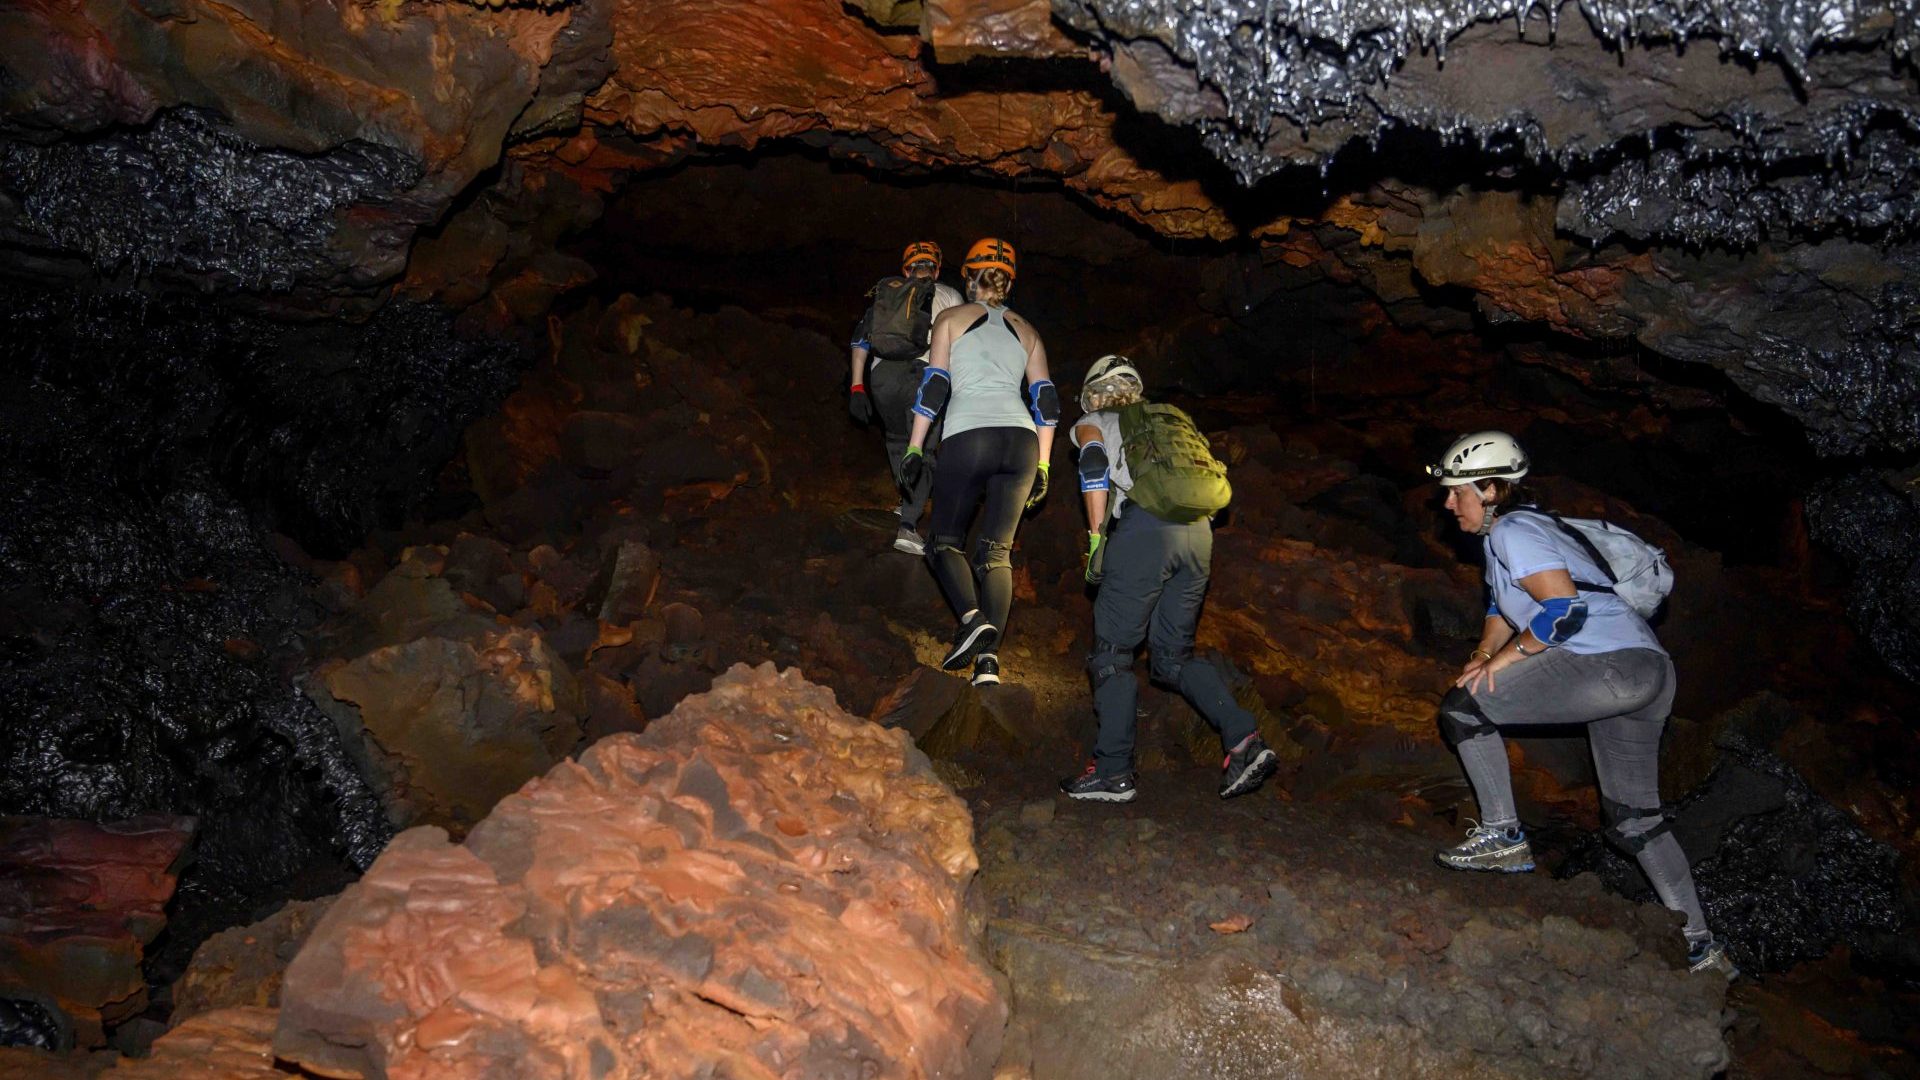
[927, 427, 1038, 637]
[868, 358, 940, 527]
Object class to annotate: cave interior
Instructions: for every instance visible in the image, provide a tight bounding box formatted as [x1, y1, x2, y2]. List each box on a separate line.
[2, 0, 1919, 1076]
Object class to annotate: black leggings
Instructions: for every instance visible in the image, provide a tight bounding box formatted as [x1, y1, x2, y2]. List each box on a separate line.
[927, 427, 1038, 636]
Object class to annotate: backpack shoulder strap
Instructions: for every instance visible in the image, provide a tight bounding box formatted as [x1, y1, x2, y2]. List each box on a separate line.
[1539, 510, 1620, 593]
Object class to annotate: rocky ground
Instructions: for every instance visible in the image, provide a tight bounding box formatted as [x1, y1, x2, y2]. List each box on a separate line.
[4, 290, 1917, 1077]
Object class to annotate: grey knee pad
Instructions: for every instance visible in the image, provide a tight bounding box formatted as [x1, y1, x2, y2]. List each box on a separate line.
[928, 534, 965, 560]
[1601, 796, 1673, 855]
[973, 539, 1013, 574]
[1087, 640, 1134, 687]
[1437, 687, 1496, 746]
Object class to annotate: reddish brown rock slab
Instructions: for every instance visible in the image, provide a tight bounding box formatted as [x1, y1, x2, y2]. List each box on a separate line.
[0, 815, 195, 1047]
[171, 898, 338, 1025]
[106, 1007, 283, 1079]
[275, 662, 1006, 1080]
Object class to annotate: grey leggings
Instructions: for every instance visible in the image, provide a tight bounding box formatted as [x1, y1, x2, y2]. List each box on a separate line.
[1439, 647, 1708, 939]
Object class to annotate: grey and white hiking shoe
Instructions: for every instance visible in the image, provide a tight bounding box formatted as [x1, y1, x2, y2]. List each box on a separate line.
[1219, 734, 1278, 799]
[1687, 936, 1739, 978]
[892, 524, 926, 556]
[1435, 822, 1534, 873]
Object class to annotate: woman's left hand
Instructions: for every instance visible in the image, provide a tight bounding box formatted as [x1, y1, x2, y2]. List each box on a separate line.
[1026, 462, 1050, 509]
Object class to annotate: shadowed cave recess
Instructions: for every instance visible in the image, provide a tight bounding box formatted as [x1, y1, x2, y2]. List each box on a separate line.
[3, 0, 1920, 1076]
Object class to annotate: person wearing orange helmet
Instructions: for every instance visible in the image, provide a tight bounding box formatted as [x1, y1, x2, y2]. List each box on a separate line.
[898, 237, 1057, 686]
[849, 241, 962, 555]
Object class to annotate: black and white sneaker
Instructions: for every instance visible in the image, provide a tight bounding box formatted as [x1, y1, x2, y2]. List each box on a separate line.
[1219, 734, 1278, 799]
[970, 654, 1001, 686]
[941, 612, 999, 670]
[1059, 763, 1137, 803]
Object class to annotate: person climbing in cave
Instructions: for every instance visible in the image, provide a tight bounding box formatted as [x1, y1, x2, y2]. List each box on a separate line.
[1427, 430, 1736, 976]
[848, 241, 964, 556]
[1058, 355, 1276, 803]
[900, 238, 1053, 687]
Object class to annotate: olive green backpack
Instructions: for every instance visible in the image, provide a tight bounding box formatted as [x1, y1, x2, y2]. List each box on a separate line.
[1116, 402, 1232, 523]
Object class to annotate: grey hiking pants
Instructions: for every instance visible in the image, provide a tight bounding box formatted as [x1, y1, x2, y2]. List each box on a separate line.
[1439, 646, 1708, 938]
[1087, 510, 1257, 777]
[868, 357, 939, 527]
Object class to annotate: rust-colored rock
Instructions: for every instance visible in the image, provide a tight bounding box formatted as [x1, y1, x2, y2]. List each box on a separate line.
[274, 662, 1005, 1079]
[171, 899, 337, 1024]
[0, 815, 194, 1048]
[105, 1007, 282, 1079]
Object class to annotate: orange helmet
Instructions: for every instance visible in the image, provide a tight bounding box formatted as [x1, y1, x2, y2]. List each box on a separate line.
[963, 237, 1017, 279]
[901, 240, 942, 276]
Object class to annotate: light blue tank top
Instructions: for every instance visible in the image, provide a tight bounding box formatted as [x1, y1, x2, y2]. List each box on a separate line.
[942, 305, 1036, 439]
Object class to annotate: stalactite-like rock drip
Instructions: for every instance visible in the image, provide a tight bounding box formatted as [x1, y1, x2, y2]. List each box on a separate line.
[0, 0, 601, 293]
[272, 662, 1006, 1079]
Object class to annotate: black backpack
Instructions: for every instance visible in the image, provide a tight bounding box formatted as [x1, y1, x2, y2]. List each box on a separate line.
[864, 276, 936, 361]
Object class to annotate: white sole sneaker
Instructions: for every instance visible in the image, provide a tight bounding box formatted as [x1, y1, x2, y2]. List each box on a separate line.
[1435, 842, 1535, 873]
[941, 621, 998, 670]
[892, 533, 926, 556]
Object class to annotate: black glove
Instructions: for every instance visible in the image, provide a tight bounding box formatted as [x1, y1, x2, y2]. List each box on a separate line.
[1025, 462, 1050, 510]
[848, 385, 873, 426]
[900, 447, 928, 498]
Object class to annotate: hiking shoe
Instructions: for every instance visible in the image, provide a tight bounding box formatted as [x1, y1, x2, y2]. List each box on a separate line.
[892, 524, 925, 556]
[1687, 937, 1739, 978]
[1435, 822, 1534, 873]
[941, 612, 999, 670]
[1219, 734, 1278, 799]
[1060, 763, 1137, 803]
[970, 654, 1001, 686]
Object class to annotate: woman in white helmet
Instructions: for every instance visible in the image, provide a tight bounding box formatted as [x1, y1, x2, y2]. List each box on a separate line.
[1428, 431, 1732, 975]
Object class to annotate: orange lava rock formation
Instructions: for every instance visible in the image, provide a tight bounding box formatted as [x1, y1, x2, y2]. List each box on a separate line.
[273, 662, 1005, 1079]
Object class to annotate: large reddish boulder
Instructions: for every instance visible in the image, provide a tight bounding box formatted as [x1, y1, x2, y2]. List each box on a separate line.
[274, 662, 1005, 1078]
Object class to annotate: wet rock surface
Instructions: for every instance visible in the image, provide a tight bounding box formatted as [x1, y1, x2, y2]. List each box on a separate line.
[274, 662, 1005, 1079]
[0, 282, 524, 1024]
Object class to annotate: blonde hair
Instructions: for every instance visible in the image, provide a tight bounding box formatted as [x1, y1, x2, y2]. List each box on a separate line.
[1082, 379, 1143, 412]
[967, 267, 1012, 306]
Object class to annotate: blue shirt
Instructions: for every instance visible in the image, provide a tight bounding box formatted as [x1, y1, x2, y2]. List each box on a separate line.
[1485, 511, 1664, 657]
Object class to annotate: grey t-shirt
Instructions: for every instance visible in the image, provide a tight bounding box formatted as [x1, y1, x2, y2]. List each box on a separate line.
[943, 304, 1036, 440]
[1071, 408, 1135, 517]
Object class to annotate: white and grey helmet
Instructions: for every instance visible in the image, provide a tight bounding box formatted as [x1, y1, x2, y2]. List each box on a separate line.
[1080, 354, 1143, 411]
[1428, 431, 1529, 486]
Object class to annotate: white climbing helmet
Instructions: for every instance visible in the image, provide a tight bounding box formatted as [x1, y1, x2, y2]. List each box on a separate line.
[1428, 430, 1529, 486]
[1080, 354, 1143, 411]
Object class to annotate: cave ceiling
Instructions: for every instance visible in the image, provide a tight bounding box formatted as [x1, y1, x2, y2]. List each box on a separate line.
[3, 0, 1918, 454]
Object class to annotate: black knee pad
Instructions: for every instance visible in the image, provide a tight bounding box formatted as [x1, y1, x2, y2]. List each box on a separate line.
[1601, 796, 1672, 855]
[1150, 646, 1194, 687]
[1086, 640, 1134, 687]
[973, 539, 1013, 574]
[1437, 687, 1495, 746]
